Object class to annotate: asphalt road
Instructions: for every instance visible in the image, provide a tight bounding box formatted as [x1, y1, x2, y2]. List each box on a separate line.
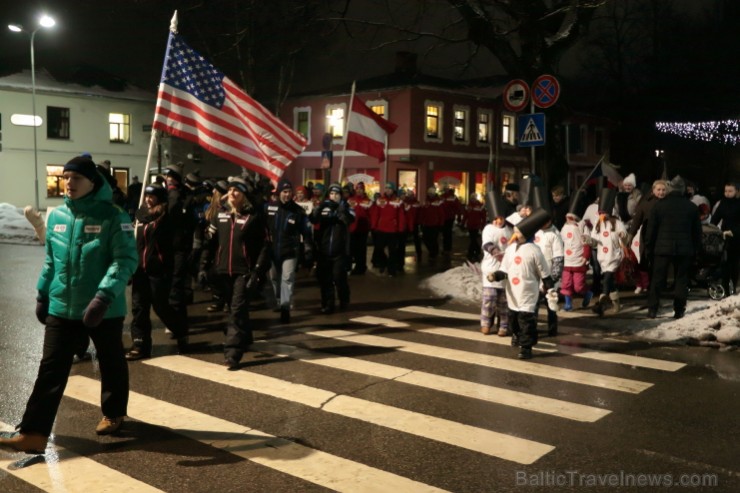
[0, 242, 738, 493]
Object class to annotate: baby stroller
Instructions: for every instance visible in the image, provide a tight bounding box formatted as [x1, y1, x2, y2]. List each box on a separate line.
[693, 224, 731, 300]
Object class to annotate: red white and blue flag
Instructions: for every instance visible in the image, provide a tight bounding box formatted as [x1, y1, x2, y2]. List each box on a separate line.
[153, 33, 307, 183]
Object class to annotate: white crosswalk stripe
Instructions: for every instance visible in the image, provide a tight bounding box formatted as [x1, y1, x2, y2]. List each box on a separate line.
[143, 356, 556, 464]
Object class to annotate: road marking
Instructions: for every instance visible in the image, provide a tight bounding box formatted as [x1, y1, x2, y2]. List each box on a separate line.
[63, 376, 450, 493]
[302, 329, 652, 394]
[142, 357, 555, 464]
[399, 306, 479, 321]
[394, 307, 684, 372]
[251, 341, 611, 422]
[352, 315, 410, 327]
[0, 421, 163, 492]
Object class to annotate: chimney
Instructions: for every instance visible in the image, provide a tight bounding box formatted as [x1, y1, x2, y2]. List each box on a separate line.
[395, 51, 417, 76]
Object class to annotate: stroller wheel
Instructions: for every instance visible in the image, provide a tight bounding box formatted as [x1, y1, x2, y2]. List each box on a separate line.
[708, 283, 725, 301]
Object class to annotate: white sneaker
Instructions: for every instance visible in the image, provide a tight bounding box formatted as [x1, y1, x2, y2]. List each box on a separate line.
[634, 287, 644, 295]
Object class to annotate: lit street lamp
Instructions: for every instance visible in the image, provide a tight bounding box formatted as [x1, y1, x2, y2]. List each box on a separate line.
[8, 14, 56, 211]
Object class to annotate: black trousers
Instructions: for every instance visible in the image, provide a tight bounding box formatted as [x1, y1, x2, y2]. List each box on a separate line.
[130, 268, 188, 350]
[170, 249, 192, 313]
[723, 244, 740, 293]
[411, 225, 423, 260]
[350, 230, 369, 274]
[373, 231, 400, 275]
[221, 273, 254, 362]
[442, 218, 454, 252]
[467, 229, 481, 260]
[421, 226, 440, 258]
[317, 254, 350, 309]
[590, 254, 602, 296]
[20, 316, 128, 437]
[508, 309, 538, 349]
[648, 254, 692, 312]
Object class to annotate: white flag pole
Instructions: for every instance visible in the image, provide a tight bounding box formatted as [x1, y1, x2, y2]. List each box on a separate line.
[337, 80, 356, 184]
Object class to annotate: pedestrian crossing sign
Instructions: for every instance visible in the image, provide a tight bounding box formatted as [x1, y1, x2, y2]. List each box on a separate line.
[517, 113, 546, 147]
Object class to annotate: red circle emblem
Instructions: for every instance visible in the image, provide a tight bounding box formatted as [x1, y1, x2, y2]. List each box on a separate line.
[565, 249, 572, 256]
[634, 241, 640, 247]
[512, 277, 521, 285]
[535, 236, 541, 243]
[603, 247, 609, 254]
[514, 256, 522, 265]
[603, 231, 609, 237]
[500, 237, 507, 244]
[567, 232, 573, 239]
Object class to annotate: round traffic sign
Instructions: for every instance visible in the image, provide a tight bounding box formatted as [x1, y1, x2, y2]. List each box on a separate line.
[502, 79, 530, 112]
[531, 74, 560, 109]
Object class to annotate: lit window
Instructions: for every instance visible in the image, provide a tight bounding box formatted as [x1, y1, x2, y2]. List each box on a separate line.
[47, 107, 70, 139]
[326, 105, 345, 138]
[109, 113, 131, 143]
[46, 165, 65, 198]
[370, 105, 386, 118]
[453, 107, 469, 143]
[502, 114, 514, 145]
[478, 111, 492, 145]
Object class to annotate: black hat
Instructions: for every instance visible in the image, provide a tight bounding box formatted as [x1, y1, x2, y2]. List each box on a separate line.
[567, 190, 586, 219]
[328, 183, 342, 194]
[669, 175, 685, 194]
[485, 191, 507, 219]
[228, 176, 251, 194]
[144, 183, 168, 202]
[214, 180, 229, 195]
[595, 176, 607, 202]
[203, 179, 216, 192]
[531, 185, 550, 211]
[505, 183, 519, 192]
[277, 179, 292, 193]
[598, 187, 617, 214]
[63, 156, 101, 186]
[185, 170, 201, 186]
[515, 208, 551, 240]
[163, 163, 183, 182]
[519, 177, 534, 207]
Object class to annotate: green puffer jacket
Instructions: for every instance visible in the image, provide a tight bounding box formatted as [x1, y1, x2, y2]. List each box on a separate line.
[37, 181, 138, 320]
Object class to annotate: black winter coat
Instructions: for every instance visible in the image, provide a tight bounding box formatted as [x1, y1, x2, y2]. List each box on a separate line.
[202, 206, 270, 276]
[265, 200, 312, 261]
[645, 192, 701, 257]
[310, 199, 354, 258]
[135, 205, 174, 277]
[167, 185, 197, 251]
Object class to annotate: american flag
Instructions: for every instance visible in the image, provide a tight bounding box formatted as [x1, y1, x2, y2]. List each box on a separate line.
[153, 33, 307, 182]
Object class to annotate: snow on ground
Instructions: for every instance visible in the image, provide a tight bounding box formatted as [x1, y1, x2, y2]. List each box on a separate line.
[0, 203, 40, 245]
[422, 264, 740, 349]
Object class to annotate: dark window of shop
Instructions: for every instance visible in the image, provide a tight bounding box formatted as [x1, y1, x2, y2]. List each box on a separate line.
[568, 124, 587, 154]
[47, 106, 70, 139]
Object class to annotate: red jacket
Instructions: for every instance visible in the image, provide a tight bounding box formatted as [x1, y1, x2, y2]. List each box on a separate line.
[370, 197, 406, 233]
[418, 198, 446, 227]
[442, 192, 463, 221]
[402, 197, 420, 231]
[463, 200, 487, 230]
[347, 194, 371, 233]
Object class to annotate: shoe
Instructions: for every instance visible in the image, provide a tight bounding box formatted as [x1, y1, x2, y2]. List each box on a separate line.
[95, 416, 124, 435]
[0, 431, 47, 454]
[207, 303, 225, 313]
[338, 301, 349, 311]
[176, 336, 189, 354]
[582, 291, 594, 308]
[280, 307, 290, 324]
[592, 295, 607, 317]
[518, 347, 533, 360]
[563, 295, 573, 311]
[647, 308, 658, 319]
[634, 287, 644, 295]
[674, 308, 685, 319]
[497, 327, 508, 337]
[223, 357, 240, 371]
[320, 306, 335, 315]
[125, 345, 150, 361]
[480, 326, 491, 335]
[511, 334, 519, 347]
[73, 352, 92, 364]
[548, 328, 558, 337]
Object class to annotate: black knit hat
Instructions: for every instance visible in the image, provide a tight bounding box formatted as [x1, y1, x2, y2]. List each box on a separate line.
[328, 183, 342, 194]
[277, 179, 292, 193]
[64, 156, 100, 186]
[214, 180, 229, 195]
[485, 191, 507, 219]
[163, 163, 183, 182]
[515, 208, 551, 240]
[185, 171, 201, 187]
[144, 183, 168, 202]
[228, 176, 251, 194]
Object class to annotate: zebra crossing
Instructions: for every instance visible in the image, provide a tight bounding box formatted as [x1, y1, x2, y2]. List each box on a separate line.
[0, 304, 688, 492]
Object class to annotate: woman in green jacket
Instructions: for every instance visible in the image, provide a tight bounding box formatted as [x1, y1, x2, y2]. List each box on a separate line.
[0, 156, 138, 455]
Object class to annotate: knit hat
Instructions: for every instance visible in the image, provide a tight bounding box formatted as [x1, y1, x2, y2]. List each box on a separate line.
[203, 179, 216, 192]
[515, 208, 551, 240]
[623, 173, 636, 187]
[598, 187, 617, 214]
[63, 156, 101, 186]
[485, 191, 507, 219]
[144, 183, 168, 203]
[164, 163, 184, 182]
[427, 187, 437, 196]
[277, 179, 292, 193]
[98, 159, 112, 171]
[228, 176, 251, 194]
[356, 181, 366, 190]
[314, 183, 325, 193]
[214, 180, 229, 195]
[185, 170, 202, 186]
[669, 175, 686, 194]
[385, 181, 396, 191]
[328, 183, 342, 194]
[295, 185, 307, 195]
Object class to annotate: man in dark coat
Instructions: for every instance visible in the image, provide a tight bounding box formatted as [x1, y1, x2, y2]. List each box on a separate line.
[644, 176, 702, 319]
[710, 181, 740, 296]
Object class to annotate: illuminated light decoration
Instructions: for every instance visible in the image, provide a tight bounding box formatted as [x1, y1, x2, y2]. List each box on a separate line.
[655, 120, 740, 146]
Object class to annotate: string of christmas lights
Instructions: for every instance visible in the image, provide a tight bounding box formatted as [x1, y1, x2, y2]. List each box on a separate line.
[655, 120, 740, 145]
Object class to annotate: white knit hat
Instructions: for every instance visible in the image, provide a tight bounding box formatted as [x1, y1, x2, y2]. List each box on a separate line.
[623, 173, 636, 187]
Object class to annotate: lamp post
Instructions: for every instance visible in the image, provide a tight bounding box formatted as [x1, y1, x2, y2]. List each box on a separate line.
[8, 14, 55, 211]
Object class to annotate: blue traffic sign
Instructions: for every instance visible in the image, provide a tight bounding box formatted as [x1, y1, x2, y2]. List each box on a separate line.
[517, 113, 546, 147]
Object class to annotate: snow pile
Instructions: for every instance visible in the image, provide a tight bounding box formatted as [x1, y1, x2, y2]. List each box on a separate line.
[423, 263, 740, 348]
[0, 203, 39, 245]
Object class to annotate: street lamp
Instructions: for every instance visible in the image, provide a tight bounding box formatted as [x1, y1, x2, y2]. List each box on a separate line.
[8, 14, 56, 211]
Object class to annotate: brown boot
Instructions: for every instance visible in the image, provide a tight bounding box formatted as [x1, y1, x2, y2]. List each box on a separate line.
[0, 431, 47, 454]
[480, 326, 491, 335]
[95, 416, 124, 435]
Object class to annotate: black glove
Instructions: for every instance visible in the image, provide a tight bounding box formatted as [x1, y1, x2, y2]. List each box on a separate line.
[246, 272, 262, 296]
[83, 296, 110, 328]
[542, 276, 555, 291]
[493, 270, 508, 281]
[35, 295, 49, 325]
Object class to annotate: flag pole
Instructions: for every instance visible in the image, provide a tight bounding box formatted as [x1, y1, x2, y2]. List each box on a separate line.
[572, 153, 605, 201]
[337, 80, 356, 184]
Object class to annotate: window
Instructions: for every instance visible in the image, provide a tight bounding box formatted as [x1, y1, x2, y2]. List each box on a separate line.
[594, 127, 606, 155]
[502, 114, 515, 145]
[109, 113, 131, 143]
[46, 165, 65, 198]
[453, 106, 469, 144]
[477, 110, 492, 146]
[112, 168, 129, 194]
[325, 105, 345, 139]
[568, 124, 587, 154]
[369, 104, 386, 118]
[294, 107, 311, 144]
[397, 169, 418, 197]
[47, 107, 70, 139]
[424, 101, 443, 142]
